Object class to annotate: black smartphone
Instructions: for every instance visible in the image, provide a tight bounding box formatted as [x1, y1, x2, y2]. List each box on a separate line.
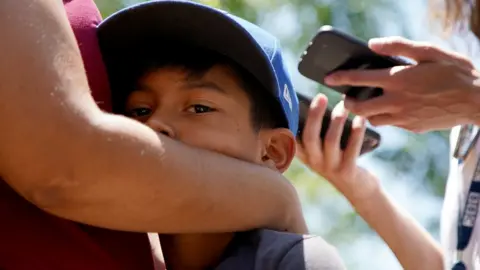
[298, 25, 411, 101]
[296, 92, 381, 155]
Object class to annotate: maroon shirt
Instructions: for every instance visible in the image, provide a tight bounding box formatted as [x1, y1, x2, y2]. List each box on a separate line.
[0, 1, 154, 269]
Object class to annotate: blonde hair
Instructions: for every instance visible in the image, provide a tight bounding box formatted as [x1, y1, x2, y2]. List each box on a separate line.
[430, 0, 480, 39]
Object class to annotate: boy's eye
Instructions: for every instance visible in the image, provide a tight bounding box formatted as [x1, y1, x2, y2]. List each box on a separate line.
[187, 104, 215, 114]
[127, 107, 152, 118]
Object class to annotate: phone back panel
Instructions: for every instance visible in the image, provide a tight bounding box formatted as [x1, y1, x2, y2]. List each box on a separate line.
[296, 92, 381, 155]
[298, 26, 408, 101]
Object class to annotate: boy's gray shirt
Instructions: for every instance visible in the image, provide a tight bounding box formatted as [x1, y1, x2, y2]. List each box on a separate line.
[215, 229, 346, 270]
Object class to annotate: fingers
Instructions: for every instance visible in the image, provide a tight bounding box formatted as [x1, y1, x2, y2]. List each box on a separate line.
[325, 68, 395, 88]
[368, 37, 433, 62]
[367, 113, 408, 127]
[343, 116, 366, 168]
[343, 94, 400, 118]
[324, 101, 348, 168]
[369, 36, 472, 67]
[324, 64, 410, 89]
[301, 93, 328, 166]
[299, 98, 366, 185]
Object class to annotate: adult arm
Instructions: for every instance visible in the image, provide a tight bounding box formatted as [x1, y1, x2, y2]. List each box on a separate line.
[0, 0, 305, 234]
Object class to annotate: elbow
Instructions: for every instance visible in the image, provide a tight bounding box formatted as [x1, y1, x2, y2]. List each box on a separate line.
[15, 141, 94, 216]
[0, 102, 105, 217]
[0, 143, 87, 217]
[27, 117, 106, 214]
[421, 243, 444, 270]
[22, 172, 81, 217]
[431, 249, 445, 270]
[403, 246, 444, 270]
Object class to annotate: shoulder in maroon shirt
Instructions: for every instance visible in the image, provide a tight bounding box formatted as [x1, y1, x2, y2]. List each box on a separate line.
[0, 1, 153, 269]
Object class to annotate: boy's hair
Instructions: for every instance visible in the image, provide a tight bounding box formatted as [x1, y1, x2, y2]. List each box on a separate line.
[113, 43, 286, 131]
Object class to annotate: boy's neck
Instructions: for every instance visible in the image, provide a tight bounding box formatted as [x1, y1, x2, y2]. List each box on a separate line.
[160, 233, 234, 270]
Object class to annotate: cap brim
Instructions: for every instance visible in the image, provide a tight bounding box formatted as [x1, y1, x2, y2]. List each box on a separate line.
[97, 0, 276, 99]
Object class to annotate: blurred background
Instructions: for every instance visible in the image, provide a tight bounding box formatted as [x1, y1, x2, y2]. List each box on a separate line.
[94, 0, 472, 269]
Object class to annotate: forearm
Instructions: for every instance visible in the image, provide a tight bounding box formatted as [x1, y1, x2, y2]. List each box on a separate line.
[346, 189, 443, 270]
[41, 113, 300, 233]
[0, 0, 299, 234]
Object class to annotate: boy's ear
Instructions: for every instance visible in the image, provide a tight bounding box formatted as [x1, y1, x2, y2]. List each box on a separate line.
[260, 128, 296, 173]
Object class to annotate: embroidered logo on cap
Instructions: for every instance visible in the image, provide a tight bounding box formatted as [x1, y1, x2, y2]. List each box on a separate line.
[283, 84, 292, 111]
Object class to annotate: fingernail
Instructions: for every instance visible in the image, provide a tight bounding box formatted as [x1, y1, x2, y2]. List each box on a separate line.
[368, 37, 382, 44]
[352, 116, 366, 128]
[368, 38, 386, 51]
[312, 93, 328, 107]
[332, 101, 348, 117]
[324, 74, 337, 85]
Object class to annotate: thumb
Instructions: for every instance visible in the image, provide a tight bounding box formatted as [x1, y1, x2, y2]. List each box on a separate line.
[368, 36, 450, 63]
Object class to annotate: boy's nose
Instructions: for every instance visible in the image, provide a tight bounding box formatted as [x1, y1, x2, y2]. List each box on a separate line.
[146, 118, 176, 139]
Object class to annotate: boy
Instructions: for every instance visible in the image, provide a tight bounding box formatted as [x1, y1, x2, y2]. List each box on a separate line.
[97, 1, 345, 269]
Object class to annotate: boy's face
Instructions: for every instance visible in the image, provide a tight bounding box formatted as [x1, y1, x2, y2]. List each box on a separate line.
[125, 65, 295, 171]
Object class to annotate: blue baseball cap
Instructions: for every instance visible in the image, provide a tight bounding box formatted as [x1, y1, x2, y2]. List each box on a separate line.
[97, 0, 299, 134]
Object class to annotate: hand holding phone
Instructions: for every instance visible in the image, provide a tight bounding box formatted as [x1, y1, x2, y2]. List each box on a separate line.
[296, 93, 381, 201]
[298, 25, 411, 101]
[296, 92, 380, 155]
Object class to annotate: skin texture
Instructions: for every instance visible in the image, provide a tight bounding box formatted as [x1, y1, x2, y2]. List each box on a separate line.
[297, 93, 444, 270]
[325, 36, 480, 133]
[0, 0, 308, 236]
[124, 65, 296, 270]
